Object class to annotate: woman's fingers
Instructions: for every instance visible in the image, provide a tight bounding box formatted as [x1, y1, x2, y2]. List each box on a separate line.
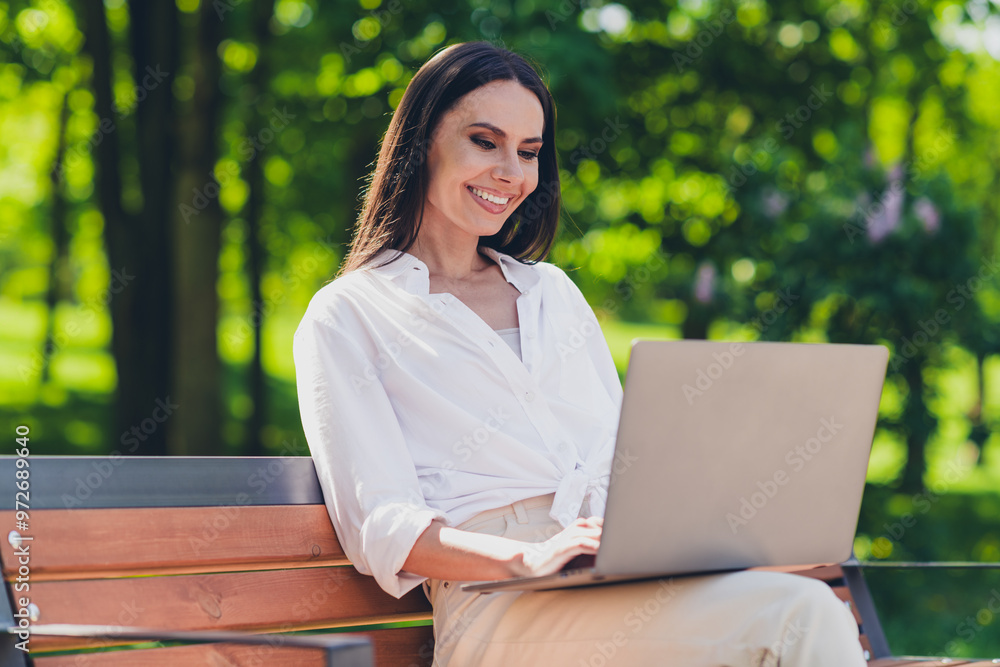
[573, 516, 603, 528]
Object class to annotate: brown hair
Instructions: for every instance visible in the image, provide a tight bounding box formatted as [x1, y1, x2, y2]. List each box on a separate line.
[339, 41, 560, 275]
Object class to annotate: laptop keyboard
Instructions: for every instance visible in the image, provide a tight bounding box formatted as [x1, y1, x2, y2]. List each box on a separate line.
[560, 554, 596, 573]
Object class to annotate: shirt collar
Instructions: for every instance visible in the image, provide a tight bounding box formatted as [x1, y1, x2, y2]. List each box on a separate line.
[364, 246, 540, 295]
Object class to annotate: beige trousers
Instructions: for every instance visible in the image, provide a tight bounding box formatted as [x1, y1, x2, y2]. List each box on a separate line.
[421, 493, 867, 667]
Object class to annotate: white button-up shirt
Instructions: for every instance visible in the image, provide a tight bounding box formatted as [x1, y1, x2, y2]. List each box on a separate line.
[293, 247, 623, 598]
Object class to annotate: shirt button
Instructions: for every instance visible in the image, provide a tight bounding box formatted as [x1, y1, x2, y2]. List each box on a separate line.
[526, 330, 536, 339]
[524, 391, 536, 402]
[557, 442, 568, 453]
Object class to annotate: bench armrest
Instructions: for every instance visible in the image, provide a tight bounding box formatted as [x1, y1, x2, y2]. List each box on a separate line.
[2, 624, 373, 667]
[842, 562, 892, 660]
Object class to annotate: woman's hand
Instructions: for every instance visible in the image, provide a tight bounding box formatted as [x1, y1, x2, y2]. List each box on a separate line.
[512, 516, 603, 578]
[401, 516, 602, 582]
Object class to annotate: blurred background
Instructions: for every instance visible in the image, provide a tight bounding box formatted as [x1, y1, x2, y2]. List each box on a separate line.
[1, 0, 999, 656]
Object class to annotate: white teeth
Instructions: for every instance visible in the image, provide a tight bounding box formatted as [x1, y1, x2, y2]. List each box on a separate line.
[470, 187, 510, 205]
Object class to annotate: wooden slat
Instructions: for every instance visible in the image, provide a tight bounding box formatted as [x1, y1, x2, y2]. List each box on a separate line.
[26, 567, 432, 652]
[830, 585, 863, 625]
[34, 645, 329, 666]
[869, 661, 980, 666]
[32, 626, 434, 667]
[753, 563, 844, 583]
[0, 506, 349, 581]
[370, 624, 434, 667]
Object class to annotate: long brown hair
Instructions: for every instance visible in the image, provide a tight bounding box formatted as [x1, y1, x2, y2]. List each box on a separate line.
[339, 41, 560, 275]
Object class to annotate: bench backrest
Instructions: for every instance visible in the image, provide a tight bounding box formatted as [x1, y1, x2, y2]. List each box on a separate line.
[0, 456, 889, 665]
[0, 456, 433, 666]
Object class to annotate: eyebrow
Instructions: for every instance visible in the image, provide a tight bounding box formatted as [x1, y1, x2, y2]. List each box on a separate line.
[467, 122, 543, 145]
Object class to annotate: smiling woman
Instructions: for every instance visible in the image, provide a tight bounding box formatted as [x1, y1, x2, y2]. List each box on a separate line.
[293, 41, 867, 667]
[338, 42, 560, 275]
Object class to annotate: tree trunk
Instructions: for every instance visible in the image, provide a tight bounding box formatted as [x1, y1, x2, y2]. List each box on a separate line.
[42, 95, 70, 385]
[900, 358, 932, 493]
[240, 0, 279, 456]
[169, 1, 223, 455]
[82, 0, 174, 456]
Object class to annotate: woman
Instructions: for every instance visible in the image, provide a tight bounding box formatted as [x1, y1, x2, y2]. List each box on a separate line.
[293, 40, 866, 666]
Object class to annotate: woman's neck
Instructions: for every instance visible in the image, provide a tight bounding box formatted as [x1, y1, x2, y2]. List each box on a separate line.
[410, 228, 488, 282]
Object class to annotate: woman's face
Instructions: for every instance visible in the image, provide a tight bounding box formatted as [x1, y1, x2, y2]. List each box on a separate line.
[421, 80, 545, 247]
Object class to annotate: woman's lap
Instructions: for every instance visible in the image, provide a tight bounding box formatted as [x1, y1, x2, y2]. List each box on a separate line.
[423, 496, 866, 667]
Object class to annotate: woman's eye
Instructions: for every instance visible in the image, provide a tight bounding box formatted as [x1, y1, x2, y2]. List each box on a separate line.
[472, 137, 538, 161]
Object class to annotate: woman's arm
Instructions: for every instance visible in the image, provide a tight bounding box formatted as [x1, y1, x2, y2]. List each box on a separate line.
[401, 516, 603, 581]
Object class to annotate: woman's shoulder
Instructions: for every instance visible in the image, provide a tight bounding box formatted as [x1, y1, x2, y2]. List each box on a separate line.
[495, 249, 574, 287]
[298, 270, 378, 331]
[531, 259, 587, 299]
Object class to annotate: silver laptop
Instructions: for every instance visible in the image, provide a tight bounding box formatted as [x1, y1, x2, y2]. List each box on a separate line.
[463, 339, 888, 593]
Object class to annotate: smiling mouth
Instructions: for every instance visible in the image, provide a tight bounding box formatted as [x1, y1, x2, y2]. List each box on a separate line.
[467, 186, 513, 206]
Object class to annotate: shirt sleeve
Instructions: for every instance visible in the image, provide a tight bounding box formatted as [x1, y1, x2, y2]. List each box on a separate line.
[293, 314, 449, 599]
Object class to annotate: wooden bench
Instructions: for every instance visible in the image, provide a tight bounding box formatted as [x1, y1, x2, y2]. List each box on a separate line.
[0, 455, 992, 665]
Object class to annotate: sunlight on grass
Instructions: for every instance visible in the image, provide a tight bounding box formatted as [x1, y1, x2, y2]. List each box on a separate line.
[599, 318, 680, 372]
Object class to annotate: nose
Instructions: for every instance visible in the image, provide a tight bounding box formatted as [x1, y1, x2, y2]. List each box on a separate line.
[491, 148, 524, 185]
